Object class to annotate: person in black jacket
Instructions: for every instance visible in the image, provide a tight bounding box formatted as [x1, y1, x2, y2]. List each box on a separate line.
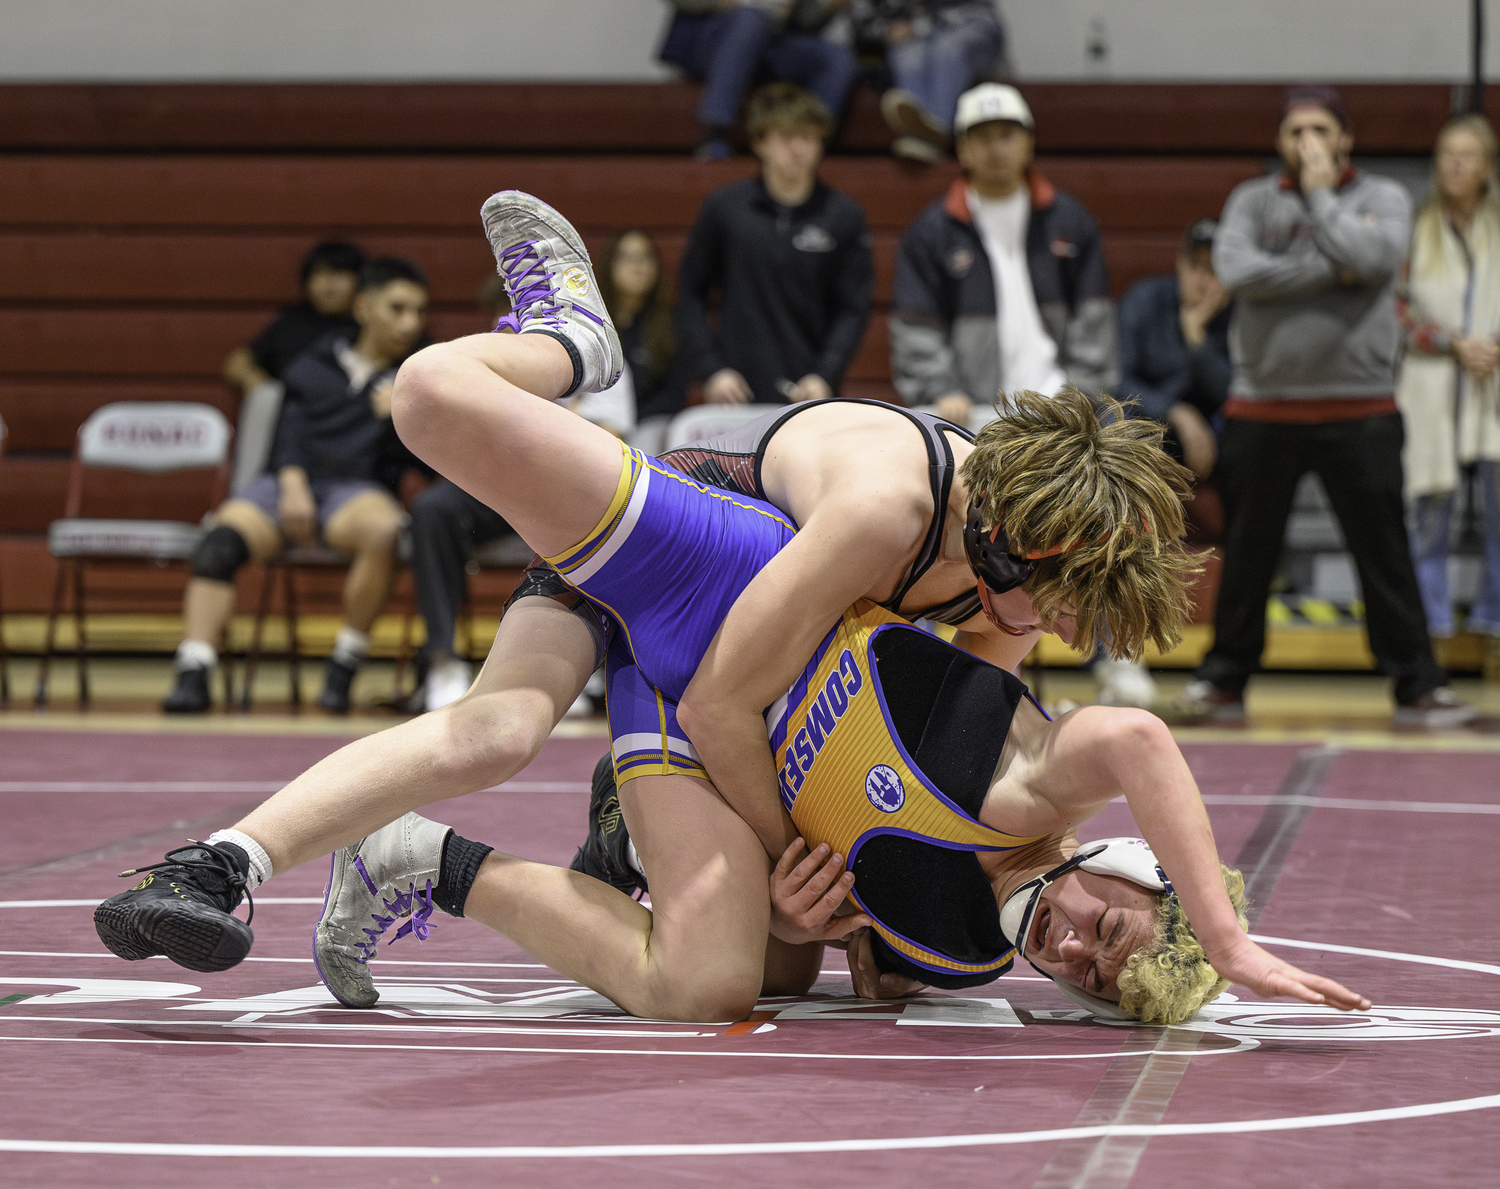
[890, 83, 1116, 430]
[676, 83, 874, 407]
[163, 258, 430, 715]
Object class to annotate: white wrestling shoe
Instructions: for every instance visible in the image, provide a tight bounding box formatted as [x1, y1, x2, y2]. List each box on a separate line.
[480, 190, 623, 396]
[1094, 657, 1158, 709]
[313, 812, 449, 1008]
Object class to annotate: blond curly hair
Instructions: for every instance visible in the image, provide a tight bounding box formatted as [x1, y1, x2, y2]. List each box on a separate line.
[1116, 864, 1250, 1025]
[959, 388, 1201, 659]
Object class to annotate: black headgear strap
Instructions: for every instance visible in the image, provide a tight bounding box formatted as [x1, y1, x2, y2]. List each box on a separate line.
[962, 497, 1075, 635]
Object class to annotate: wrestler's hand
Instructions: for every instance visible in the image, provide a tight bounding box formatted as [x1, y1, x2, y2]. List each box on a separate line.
[769, 838, 873, 946]
[847, 927, 927, 1000]
[1209, 936, 1371, 1012]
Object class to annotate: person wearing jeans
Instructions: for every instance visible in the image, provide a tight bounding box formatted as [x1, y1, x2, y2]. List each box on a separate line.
[659, 1, 858, 161]
[1396, 114, 1500, 652]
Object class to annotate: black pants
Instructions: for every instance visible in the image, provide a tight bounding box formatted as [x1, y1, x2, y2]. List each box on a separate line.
[409, 479, 511, 662]
[1197, 414, 1444, 704]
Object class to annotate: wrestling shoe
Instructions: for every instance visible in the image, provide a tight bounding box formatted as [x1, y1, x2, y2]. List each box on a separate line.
[569, 753, 647, 898]
[480, 190, 622, 397]
[94, 841, 253, 972]
[313, 812, 449, 1008]
[317, 657, 357, 713]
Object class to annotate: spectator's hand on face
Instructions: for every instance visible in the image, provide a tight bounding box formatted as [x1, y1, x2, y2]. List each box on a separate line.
[1166, 403, 1218, 480]
[1455, 336, 1500, 380]
[1178, 275, 1228, 347]
[933, 392, 975, 427]
[704, 368, 755, 405]
[277, 470, 317, 546]
[885, 19, 915, 43]
[791, 373, 833, 403]
[1297, 131, 1340, 195]
[369, 378, 394, 420]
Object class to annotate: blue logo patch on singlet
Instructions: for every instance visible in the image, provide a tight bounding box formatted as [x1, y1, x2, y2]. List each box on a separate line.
[865, 764, 905, 813]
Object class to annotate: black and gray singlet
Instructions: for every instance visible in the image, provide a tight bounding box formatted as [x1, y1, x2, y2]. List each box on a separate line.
[661, 398, 983, 626]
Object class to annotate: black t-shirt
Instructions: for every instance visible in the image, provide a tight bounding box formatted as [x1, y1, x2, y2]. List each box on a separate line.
[249, 303, 361, 380]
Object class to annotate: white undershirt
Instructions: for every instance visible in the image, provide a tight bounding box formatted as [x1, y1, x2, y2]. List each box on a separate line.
[967, 186, 1067, 398]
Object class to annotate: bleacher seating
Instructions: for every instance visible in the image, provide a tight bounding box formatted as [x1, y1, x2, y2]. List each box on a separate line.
[0, 80, 1475, 623]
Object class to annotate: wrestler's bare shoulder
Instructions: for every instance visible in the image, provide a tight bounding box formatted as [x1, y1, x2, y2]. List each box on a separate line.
[760, 402, 971, 525]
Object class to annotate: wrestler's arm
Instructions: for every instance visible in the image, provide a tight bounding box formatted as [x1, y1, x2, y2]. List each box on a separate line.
[1047, 707, 1371, 1010]
[678, 492, 927, 861]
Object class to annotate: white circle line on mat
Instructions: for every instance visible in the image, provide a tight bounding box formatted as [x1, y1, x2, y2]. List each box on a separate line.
[0, 1093, 1496, 1159]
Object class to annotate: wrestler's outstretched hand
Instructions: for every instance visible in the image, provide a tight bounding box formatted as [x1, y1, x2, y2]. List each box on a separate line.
[1210, 937, 1371, 1011]
[769, 838, 873, 946]
[846, 927, 927, 1000]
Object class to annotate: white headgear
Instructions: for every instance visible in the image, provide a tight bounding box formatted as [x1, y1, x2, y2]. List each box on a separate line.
[998, 837, 1174, 1019]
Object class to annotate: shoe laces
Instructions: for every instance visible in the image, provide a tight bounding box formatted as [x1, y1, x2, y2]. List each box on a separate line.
[119, 842, 253, 925]
[498, 239, 565, 331]
[350, 854, 437, 964]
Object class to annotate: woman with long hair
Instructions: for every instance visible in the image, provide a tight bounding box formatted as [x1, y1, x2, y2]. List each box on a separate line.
[1397, 114, 1500, 653]
[594, 229, 688, 449]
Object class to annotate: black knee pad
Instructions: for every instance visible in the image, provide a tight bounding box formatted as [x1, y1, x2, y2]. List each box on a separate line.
[191, 525, 250, 582]
[506, 558, 611, 669]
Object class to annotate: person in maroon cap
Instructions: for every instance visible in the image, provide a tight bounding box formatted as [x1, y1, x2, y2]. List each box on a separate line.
[1177, 87, 1476, 728]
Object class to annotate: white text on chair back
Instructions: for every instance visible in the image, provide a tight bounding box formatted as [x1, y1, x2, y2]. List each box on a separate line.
[78, 402, 231, 473]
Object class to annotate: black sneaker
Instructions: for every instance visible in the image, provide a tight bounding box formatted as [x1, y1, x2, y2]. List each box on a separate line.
[569, 753, 646, 897]
[317, 657, 357, 713]
[162, 666, 211, 713]
[94, 842, 254, 972]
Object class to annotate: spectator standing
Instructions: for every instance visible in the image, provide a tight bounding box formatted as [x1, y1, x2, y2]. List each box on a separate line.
[1117, 218, 1232, 481]
[890, 82, 1116, 430]
[659, 1, 858, 161]
[162, 258, 430, 715]
[1396, 114, 1500, 654]
[859, 1, 1009, 163]
[677, 83, 874, 406]
[1180, 88, 1474, 727]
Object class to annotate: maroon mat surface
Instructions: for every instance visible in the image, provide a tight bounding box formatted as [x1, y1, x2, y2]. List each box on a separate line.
[0, 729, 1496, 1187]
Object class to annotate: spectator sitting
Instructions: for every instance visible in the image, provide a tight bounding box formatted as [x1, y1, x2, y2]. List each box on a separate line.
[1178, 86, 1474, 728]
[890, 83, 1116, 430]
[1117, 217, 1232, 482]
[162, 258, 431, 715]
[677, 83, 874, 406]
[659, 1, 858, 161]
[859, 1, 1009, 163]
[1397, 114, 1500, 653]
[221, 240, 365, 394]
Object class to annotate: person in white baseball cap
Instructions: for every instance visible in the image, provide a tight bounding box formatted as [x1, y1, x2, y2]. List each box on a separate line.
[953, 81, 1033, 136]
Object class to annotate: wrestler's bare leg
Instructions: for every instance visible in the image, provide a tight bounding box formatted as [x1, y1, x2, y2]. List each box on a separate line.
[232, 595, 595, 874]
[462, 773, 772, 1022]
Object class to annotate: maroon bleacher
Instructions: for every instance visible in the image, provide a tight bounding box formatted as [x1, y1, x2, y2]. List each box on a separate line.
[0, 81, 1466, 613]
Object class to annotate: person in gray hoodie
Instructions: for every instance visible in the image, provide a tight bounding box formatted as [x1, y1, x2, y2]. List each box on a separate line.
[1179, 87, 1474, 728]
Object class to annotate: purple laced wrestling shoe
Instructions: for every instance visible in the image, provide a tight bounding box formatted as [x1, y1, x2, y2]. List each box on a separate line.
[313, 812, 449, 1008]
[480, 190, 622, 397]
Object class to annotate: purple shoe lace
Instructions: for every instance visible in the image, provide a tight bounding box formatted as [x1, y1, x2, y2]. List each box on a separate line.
[350, 854, 437, 965]
[498, 239, 565, 332]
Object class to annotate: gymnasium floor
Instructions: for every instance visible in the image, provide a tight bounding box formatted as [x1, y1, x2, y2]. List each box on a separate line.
[1, 663, 1497, 1187]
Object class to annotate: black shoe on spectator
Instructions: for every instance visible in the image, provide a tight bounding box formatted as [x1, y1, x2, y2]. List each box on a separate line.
[569, 753, 646, 898]
[317, 657, 358, 713]
[162, 666, 211, 714]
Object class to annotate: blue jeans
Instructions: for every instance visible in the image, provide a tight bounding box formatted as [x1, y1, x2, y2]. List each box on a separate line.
[886, 9, 1006, 132]
[1409, 460, 1500, 636]
[660, 8, 858, 131]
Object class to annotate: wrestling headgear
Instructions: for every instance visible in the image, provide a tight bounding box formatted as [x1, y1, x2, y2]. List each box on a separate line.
[998, 837, 1176, 1019]
[963, 500, 1073, 635]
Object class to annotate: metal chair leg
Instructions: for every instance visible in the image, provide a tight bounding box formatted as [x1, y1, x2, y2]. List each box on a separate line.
[34, 561, 68, 706]
[73, 561, 89, 707]
[241, 563, 274, 710]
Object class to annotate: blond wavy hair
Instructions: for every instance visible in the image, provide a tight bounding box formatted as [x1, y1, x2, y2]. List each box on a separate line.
[1117, 864, 1249, 1025]
[959, 388, 1200, 659]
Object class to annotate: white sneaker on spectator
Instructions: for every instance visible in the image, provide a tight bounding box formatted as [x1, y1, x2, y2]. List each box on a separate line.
[1094, 658, 1158, 709]
[424, 658, 472, 713]
[1392, 687, 1478, 729]
[480, 191, 622, 397]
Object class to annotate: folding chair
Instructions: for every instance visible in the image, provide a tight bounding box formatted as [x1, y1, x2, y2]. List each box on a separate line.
[661, 403, 785, 452]
[37, 402, 233, 706]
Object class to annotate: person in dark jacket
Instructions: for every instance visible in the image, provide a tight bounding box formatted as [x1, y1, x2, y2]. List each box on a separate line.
[890, 83, 1116, 430]
[1117, 218, 1232, 480]
[676, 83, 874, 407]
[163, 258, 429, 716]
